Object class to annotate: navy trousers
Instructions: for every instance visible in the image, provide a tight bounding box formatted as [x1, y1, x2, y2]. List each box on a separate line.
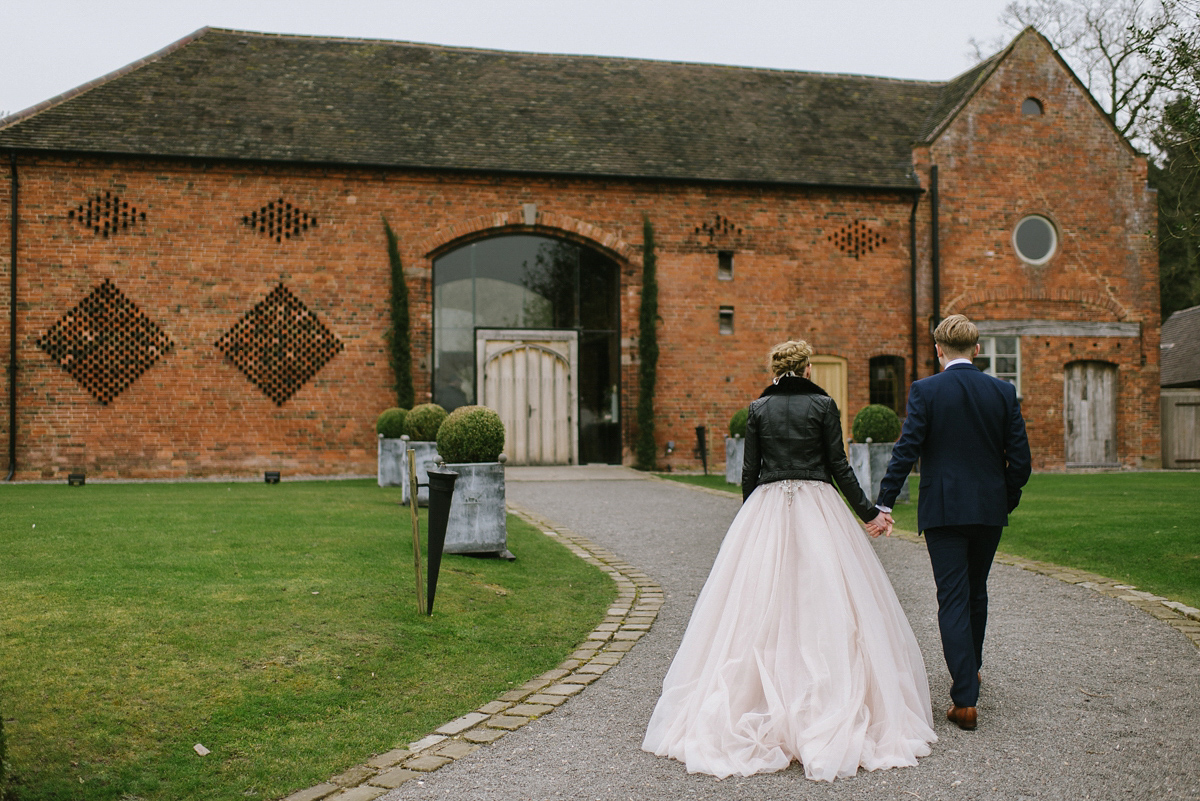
[924, 524, 1003, 708]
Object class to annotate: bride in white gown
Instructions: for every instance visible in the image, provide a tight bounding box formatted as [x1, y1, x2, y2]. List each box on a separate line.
[643, 340, 936, 782]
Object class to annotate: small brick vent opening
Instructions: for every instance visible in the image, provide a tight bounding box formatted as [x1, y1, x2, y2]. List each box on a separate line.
[694, 213, 743, 240]
[242, 199, 318, 243]
[66, 191, 146, 238]
[828, 220, 886, 259]
[37, 279, 173, 405]
[215, 283, 343, 405]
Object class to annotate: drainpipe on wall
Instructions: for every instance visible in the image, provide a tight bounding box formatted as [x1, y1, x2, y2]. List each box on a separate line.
[909, 195, 920, 385]
[930, 164, 941, 334]
[7, 151, 16, 481]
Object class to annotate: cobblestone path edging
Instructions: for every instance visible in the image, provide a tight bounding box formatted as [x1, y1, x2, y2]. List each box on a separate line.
[279, 503, 664, 801]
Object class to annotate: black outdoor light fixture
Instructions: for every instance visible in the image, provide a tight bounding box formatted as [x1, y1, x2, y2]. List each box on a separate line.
[67, 472, 86, 486]
[264, 471, 281, 484]
[694, 425, 708, 475]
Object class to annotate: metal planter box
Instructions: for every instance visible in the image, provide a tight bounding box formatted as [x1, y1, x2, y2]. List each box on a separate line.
[377, 436, 406, 488]
[847, 441, 909, 504]
[442, 462, 511, 557]
[400, 440, 440, 506]
[725, 437, 744, 485]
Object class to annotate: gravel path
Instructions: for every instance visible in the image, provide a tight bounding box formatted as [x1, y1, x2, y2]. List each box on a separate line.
[379, 476, 1200, 801]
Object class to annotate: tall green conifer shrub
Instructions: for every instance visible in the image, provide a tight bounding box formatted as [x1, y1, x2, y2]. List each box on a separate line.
[636, 216, 660, 470]
[383, 218, 415, 409]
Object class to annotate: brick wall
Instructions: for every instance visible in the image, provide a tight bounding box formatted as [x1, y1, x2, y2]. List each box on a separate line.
[0, 33, 1161, 477]
[927, 32, 1160, 469]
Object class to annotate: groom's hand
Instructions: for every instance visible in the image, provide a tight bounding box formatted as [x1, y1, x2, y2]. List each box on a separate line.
[866, 512, 889, 538]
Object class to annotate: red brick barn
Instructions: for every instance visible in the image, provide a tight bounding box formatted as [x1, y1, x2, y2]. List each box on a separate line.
[0, 26, 1159, 478]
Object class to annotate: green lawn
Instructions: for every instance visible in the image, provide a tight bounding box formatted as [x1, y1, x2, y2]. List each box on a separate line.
[0, 480, 615, 801]
[661, 471, 1200, 609]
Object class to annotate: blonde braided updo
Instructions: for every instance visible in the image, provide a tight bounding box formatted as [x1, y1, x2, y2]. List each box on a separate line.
[768, 340, 813, 377]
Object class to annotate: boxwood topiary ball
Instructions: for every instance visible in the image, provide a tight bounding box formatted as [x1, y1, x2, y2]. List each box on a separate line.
[436, 405, 506, 464]
[851, 404, 902, 443]
[404, 403, 449, 442]
[375, 407, 408, 439]
[729, 407, 749, 438]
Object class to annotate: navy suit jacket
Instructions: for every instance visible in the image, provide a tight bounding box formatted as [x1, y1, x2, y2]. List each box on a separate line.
[877, 363, 1032, 531]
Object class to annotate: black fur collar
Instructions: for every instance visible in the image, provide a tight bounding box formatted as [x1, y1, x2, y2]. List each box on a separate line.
[759, 374, 830, 398]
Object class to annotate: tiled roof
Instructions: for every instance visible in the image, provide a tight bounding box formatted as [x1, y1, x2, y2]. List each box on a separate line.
[0, 28, 966, 188]
[1161, 305, 1200, 387]
[916, 52, 1004, 143]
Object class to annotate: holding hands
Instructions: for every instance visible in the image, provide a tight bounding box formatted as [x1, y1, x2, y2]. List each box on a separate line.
[865, 511, 894, 538]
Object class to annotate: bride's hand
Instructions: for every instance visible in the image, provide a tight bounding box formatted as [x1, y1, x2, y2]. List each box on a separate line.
[866, 512, 892, 538]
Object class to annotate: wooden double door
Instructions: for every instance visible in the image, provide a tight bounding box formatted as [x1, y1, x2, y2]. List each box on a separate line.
[476, 329, 578, 466]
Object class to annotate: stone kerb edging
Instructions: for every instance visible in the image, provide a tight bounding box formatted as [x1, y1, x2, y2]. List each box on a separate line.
[280, 504, 663, 801]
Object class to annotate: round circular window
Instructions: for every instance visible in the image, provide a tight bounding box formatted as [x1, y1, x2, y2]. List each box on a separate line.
[1013, 215, 1057, 265]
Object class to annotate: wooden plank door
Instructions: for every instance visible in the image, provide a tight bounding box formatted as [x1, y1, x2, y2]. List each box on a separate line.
[1161, 389, 1200, 469]
[810, 355, 849, 441]
[476, 330, 578, 465]
[1064, 361, 1118, 466]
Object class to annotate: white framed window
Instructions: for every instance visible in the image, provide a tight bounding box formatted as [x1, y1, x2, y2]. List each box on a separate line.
[974, 336, 1020, 394]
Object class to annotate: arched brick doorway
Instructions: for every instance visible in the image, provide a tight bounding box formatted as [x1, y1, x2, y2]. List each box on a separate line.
[433, 234, 621, 465]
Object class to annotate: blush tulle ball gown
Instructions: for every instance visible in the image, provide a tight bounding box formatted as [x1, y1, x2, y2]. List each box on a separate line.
[642, 479, 937, 782]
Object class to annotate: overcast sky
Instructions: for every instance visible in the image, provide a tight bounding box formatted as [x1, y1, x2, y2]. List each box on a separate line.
[1, 0, 1015, 118]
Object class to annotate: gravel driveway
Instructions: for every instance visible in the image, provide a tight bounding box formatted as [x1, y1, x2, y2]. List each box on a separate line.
[379, 474, 1200, 801]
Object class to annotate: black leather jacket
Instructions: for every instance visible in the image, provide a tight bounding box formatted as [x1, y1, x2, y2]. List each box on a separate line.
[741, 375, 876, 522]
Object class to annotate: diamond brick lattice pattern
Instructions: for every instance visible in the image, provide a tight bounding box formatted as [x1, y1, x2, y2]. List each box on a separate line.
[66, 190, 147, 238]
[828, 219, 886, 259]
[215, 284, 343, 405]
[37, 279, 173, 405]
[242, 198, 318, 243]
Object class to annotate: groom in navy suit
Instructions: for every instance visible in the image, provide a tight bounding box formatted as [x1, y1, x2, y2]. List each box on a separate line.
[876, 314, 1031, 731]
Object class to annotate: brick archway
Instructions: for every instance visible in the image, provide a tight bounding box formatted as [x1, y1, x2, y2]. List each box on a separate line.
[945, 287, 1128, 320]
[416, 209, 639, 265]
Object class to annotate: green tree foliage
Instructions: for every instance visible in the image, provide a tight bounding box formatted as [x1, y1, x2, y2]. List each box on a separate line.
[405, 403, 449, 442]
[852, 404, 904, 443]
[728, 407, 749, 438]
[1144, 1, 1200, 316]
[436, 405, 507, 463]
[636, 217, 659, 470]
[375, 407, 409, 438]
[383, 218, 415, 409]
[1153, 96, 1200, 316]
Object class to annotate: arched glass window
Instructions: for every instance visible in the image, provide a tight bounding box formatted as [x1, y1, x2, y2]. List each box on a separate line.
[869, 355, 906, 416]
[433, 234, 621, 463]
[1022, 97, 1044, 116]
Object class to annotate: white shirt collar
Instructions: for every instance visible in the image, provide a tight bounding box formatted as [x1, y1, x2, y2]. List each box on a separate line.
[943, 358, 974, 369]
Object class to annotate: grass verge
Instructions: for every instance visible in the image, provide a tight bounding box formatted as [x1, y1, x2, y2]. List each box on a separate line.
[0, 480, 615, 801]
[659, 471, 1200, 609]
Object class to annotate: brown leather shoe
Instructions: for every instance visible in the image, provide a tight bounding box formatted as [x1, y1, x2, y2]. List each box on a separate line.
[947, 704, 978, 730]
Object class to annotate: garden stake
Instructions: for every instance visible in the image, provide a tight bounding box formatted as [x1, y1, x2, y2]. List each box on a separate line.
[407, 448, 426, 615]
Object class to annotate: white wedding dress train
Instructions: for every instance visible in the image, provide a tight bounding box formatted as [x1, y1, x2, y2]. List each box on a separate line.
[642, 480, 936, 782]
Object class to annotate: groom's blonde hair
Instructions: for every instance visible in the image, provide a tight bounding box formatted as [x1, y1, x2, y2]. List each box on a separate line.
[933, 314, 979, 354]
[768, 340, 813, 376]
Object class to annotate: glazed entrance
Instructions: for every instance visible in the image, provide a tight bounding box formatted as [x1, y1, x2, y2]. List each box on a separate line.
[433, 235, 621, 464]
